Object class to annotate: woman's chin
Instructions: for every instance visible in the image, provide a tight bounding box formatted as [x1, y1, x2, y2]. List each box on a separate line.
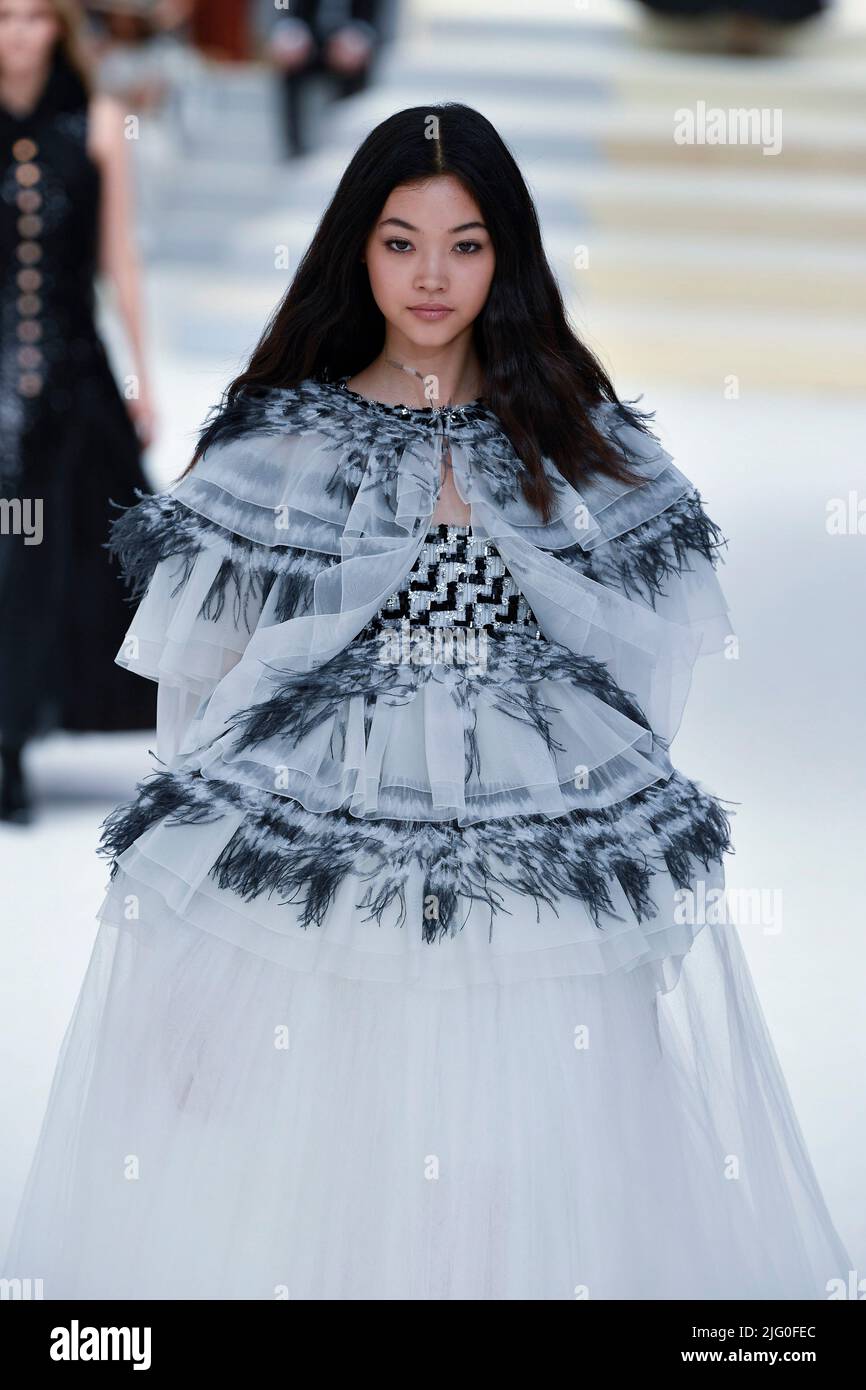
[394, 314, 465, 351]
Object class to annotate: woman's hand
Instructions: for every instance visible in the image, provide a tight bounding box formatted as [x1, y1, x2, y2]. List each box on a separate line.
[127, 379, 157, 450]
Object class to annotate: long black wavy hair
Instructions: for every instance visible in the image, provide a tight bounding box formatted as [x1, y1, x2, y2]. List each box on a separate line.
[183, 102, 654, 520]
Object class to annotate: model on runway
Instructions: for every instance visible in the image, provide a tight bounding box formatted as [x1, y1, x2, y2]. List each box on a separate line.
[2, 97, 853, 1299]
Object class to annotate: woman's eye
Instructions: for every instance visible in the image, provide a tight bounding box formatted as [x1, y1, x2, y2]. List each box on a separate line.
[383, 239, 485, 254]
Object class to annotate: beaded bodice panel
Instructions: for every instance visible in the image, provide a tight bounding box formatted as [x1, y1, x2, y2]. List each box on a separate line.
[357, 523, 545, 642]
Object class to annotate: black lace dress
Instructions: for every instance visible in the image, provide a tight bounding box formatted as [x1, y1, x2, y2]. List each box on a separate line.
[0, 45, 156, 744]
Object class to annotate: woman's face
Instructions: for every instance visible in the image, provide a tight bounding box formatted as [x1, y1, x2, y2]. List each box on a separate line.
[0, 0, 60, 73]
[363, 175, 495, 359]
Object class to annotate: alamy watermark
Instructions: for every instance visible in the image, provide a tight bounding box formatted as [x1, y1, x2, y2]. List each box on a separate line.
[0, 496, 43, 544]
[376, 623, 489, 672]
[674, 101, 783, 157]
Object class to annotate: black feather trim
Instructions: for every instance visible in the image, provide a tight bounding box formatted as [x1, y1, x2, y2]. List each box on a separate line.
[225, 633, 654, 755]
[103, 491, 334, 624]
[560, 490, 729, 608]
[97, 766, 734, 943]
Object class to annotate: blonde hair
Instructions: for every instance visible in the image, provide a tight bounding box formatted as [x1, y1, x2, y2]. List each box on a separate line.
[0, 0, 96, 94]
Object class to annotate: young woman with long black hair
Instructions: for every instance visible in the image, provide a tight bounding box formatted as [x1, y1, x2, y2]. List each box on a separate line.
[2, 101, 852, 1299]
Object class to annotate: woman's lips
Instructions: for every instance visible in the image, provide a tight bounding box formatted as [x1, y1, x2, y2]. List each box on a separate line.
[408, 306, 453, 321]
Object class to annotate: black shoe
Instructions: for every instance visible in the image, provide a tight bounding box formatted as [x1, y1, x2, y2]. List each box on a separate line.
[0, 747, 33, 824]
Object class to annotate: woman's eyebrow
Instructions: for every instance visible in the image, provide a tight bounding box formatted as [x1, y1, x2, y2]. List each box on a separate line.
[377, 218, 488, 233]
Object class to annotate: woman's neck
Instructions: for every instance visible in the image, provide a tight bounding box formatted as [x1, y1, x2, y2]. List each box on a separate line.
[349, 352, 484, 410]
[0, 58, 53, 119]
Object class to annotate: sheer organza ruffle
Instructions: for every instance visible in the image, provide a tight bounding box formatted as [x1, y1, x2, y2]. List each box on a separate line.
[181, 405, 731, 753]
[109, 384, 733, 773]
[96, 760, 735, 991]
[98, 823, 720, 993]
[93, 383, 743, 1006]
[179, 632, 676, 823]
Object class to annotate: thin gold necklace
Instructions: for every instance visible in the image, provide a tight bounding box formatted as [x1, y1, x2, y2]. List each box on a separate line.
[383, 358, 480, 411]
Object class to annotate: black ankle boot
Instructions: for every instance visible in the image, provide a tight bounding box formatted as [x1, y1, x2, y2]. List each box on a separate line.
[0, 743, 32, 824]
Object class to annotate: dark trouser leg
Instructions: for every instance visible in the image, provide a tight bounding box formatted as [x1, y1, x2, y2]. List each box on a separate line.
[278, 61, 318, 158]
[0, 739, 32, 824]
[331, 64, 372, 102]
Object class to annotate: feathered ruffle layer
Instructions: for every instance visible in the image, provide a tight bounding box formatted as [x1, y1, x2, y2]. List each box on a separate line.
[97, 379, 736, 985]
[557, 488, 728, 610]
[106, 489, 331, 618]
[178, 629, 675, 823]
[106, 432, 732, 771]
[106, 493, 333, 696]
[98, 762, 734, 964]
[107, 466, 726, 642]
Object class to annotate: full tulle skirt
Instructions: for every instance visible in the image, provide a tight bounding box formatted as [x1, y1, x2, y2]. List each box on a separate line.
[2, 851, 851, 1300]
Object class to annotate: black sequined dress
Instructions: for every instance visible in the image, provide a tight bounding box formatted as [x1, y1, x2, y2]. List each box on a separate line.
[0, 45, 156, 743]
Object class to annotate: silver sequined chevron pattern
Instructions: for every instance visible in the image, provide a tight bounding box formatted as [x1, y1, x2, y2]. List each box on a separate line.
[358, 523, 544, 640]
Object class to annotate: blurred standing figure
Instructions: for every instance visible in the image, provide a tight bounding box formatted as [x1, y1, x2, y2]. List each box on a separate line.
[0, 0, 157, 824]
[254, 0, 385, 159]
[83, 2, 205, 163]
[83, 2, 196, 115]
[634, 1, 830, 55]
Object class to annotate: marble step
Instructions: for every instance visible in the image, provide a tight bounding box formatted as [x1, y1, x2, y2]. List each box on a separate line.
[564, 166, 866, 244]
[566, 232, 866, 315]
[388, 37, 866, 116]
[331, 86, 866, 176]
[570, 298, 865, 393]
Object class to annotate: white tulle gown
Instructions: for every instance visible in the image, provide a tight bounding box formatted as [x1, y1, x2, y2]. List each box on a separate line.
[2, 377, 852, 1299]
